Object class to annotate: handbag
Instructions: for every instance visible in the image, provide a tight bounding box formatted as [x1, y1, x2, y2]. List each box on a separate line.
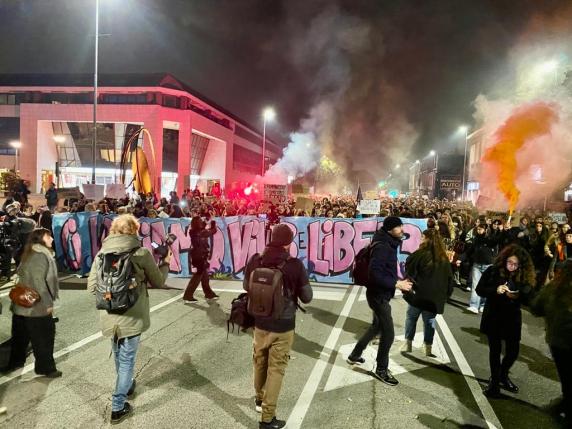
[9, 284, 41, 308]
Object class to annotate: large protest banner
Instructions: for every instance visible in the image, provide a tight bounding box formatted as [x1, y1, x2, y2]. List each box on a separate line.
[52, 214, 427, 284]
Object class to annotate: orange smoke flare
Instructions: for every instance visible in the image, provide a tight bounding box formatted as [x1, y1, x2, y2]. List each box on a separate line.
[482, 102, 558, 213]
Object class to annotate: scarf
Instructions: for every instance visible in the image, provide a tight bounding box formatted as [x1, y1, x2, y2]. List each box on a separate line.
[32, 244, 60, 300]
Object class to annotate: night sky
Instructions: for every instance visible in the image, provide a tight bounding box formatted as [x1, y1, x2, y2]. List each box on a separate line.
[0, 0, 570, 177]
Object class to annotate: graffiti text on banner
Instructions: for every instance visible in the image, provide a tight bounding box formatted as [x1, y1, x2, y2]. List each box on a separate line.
[52, 214, 427, 284]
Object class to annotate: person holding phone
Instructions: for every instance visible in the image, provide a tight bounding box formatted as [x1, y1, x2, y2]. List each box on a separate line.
[476, 244, 536, 398]
[183, 217, 219, 303]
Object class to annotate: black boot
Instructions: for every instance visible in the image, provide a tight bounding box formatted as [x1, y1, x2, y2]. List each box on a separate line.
[484, 379, 501, 398]
[499, 375, 519, 393]
[111, 402, 132, 424]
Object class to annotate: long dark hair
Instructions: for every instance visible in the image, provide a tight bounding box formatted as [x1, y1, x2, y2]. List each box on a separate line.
[494, 244, 536, 287]
[419, 229, 449, 263]
[21, 228, 52, 264]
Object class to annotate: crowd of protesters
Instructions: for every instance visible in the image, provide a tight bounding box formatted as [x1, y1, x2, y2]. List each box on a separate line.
[1, 183, 572, 426]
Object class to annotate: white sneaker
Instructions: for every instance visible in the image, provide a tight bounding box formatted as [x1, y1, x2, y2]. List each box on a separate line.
[466, 306, 479, 314]
[479, 307, 484, 313]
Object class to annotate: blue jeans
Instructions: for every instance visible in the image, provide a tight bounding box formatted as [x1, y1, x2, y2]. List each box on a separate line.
[404, 305, 436, 345]
[111, 335, 140, 411]
[469, 264, 490, 310]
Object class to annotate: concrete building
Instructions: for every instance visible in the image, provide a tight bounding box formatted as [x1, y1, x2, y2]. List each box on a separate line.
[0, 73, 283, 196]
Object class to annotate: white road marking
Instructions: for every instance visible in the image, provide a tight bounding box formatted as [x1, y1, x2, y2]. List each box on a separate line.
[286, 286, 361, 429]
[323, 332, 451, 392]
[0, 293, 183, 386]
[436, 314, 503, 429]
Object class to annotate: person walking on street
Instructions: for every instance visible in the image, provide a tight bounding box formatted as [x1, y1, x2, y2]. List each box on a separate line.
[476, 244, 535, 398]
[183, 217, 219, 303]
[243, 224, 313, 429]
[402, 229, 453, 357]
[346, 216, 413, 386]
[2, 228, 61, 377]
[467, 223, 497, 314]
[88, 214, 170, 424]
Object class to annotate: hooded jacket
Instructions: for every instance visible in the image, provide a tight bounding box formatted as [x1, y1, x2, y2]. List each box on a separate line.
[243, 245, 312, 333]
[12, 244, 59, 318]
[367, 228, 401, 301]
[87, 234, 169, 339]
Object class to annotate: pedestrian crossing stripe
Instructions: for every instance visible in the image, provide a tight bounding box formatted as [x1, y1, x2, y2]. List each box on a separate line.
[323, 332, 450, 392]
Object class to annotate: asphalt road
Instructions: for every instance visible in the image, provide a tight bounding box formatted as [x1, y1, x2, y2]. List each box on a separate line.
[0, 278, 564, 429]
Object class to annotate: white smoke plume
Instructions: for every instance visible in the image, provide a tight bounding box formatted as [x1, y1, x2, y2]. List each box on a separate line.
[262, 3, 418, 191]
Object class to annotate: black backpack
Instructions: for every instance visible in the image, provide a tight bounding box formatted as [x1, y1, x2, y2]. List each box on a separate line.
[351, 242, 380, 286]
[95, 249, 139, 313]
[227, 293, 254, 339]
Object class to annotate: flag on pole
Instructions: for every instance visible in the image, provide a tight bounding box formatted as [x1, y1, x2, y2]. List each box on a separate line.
[356, 183, 363, 203]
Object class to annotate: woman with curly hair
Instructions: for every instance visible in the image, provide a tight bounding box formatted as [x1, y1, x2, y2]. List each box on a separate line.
[476, 244, 535, 398]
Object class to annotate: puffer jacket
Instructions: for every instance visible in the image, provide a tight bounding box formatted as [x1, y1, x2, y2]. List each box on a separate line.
[12, 244, 59, 317]
[87, 234, 169, 339]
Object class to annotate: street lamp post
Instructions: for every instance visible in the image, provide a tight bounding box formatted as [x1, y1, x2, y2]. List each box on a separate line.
[92, 0, 100, 185]
[10, 141, 22, 172]
[261, 107, 276, 176]
[459, 125, 469, 201]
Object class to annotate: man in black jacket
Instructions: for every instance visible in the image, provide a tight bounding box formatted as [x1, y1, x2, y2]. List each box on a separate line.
[467, 224, 496, 314]
[347, 216, 412, 386]
[243, 224, 313, 429]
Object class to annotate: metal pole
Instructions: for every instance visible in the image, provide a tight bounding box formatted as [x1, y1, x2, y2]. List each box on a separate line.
[92, 0, 99, 184]
[462, 128, 468, 201]
[261, 118, 267, 176]
[15, 149, 18, 172]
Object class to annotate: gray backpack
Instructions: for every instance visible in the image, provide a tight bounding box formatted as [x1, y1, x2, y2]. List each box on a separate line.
[95, 249, 139, 313]
[247, 256, 289, 319]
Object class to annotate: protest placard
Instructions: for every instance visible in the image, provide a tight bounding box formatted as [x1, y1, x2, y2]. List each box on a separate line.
[264, 184, 288, 203]
[82, 184, 105, 201]
[105, 184, 126, 199]
[549, 212, 568, 224]
[56, 187, 82, 200]
[358, 199, 381, 215]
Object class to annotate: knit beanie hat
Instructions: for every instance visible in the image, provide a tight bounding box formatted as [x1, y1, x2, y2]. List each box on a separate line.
[382, 216, 403, 232]
[270, 224, 294, 246]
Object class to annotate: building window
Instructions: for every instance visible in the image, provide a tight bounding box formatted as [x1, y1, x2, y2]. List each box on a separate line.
[191, 133, 210, 176]
[103, 94, 149, 104]
[0, 94, 16, 105]
[162, 95, 180, 108]
[235, 125, 262, 147]
[162, 128, 179, 173]
[233, 145, 261, 175]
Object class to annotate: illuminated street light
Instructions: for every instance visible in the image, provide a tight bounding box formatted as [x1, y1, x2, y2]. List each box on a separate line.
[429, 150, 436, 157]
[395, 164, 400, 169]
[10, 140, 22, 171]
[416, 159, 420, 164]
[459, 125, 469, 201]
[261, 107, 276, 175]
